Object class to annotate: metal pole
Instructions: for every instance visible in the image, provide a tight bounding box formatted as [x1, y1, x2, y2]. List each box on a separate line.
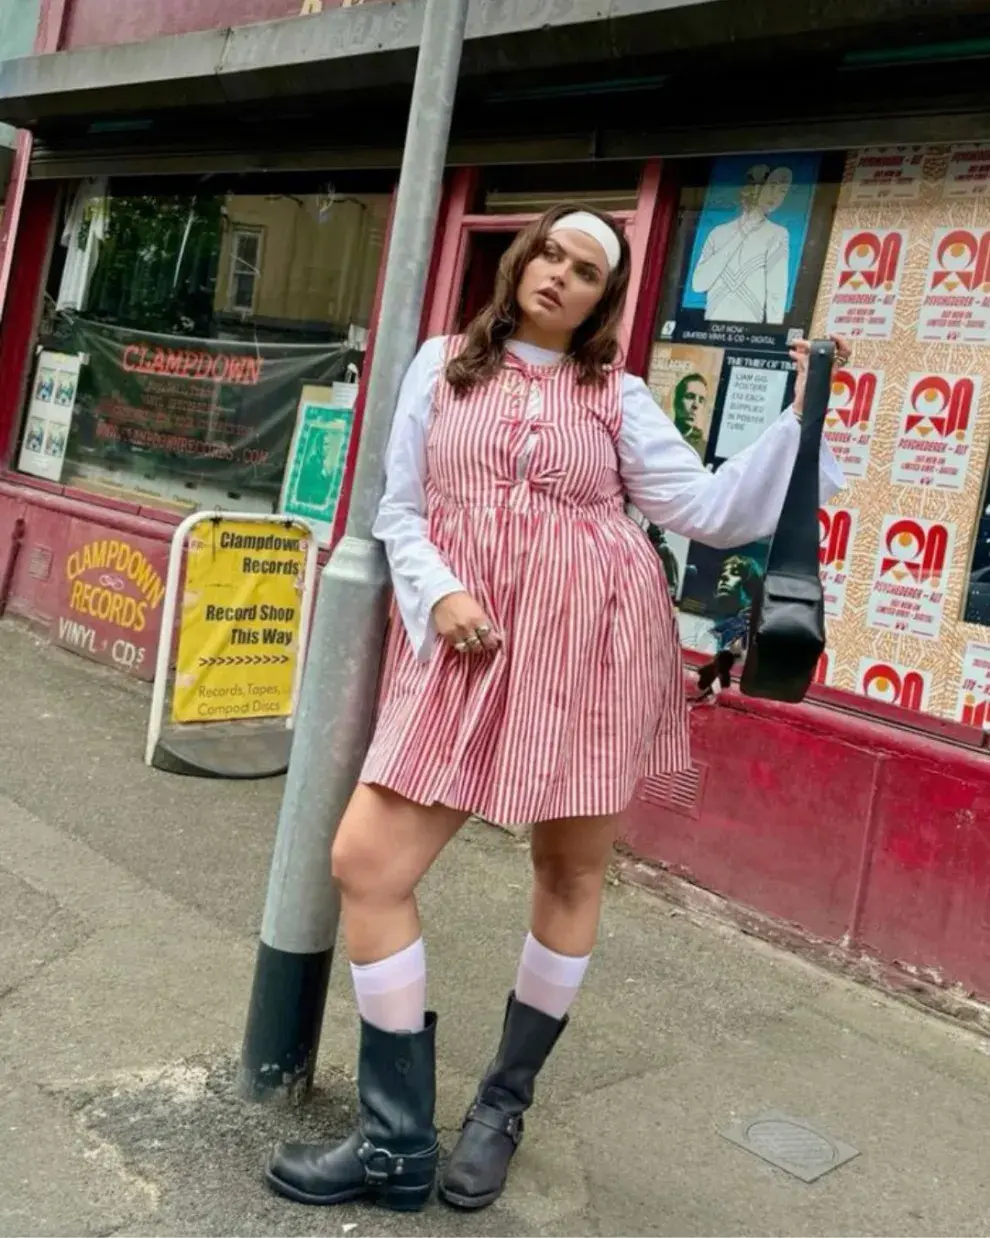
[239, 0, 469, 1102]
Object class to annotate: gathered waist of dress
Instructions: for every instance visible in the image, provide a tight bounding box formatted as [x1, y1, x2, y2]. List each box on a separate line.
[428, 490, 627, 522]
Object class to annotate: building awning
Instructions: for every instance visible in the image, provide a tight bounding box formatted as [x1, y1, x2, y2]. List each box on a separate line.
[1, 0, 988, 130]
[0, 0, 709, 125]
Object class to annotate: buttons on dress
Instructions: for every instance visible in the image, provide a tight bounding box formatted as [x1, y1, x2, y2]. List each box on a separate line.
[517, 430, 539, 481]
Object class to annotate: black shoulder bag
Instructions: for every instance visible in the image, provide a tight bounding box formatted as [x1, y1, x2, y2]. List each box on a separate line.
[737, 339, 834, 703]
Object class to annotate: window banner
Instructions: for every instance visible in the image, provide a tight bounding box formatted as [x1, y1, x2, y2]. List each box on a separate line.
[62, 319, 354, 503]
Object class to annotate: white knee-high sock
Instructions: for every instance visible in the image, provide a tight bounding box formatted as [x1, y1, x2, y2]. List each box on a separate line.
[350, 938, 426, 1033]
[514, 932, 591, 1020]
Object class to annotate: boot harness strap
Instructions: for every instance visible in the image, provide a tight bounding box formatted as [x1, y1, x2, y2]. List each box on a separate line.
[356, 1138, 438, 1183]
[465, 1101, 524, 1145]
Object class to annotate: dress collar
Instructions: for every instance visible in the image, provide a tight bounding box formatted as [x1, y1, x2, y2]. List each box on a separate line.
[504, 338, 569, 376]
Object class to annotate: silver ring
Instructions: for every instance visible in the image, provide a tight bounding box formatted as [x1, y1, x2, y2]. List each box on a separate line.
[476, 625, 492, 637]
[465, 634, 481, 647]
[454, 640, 469, 653]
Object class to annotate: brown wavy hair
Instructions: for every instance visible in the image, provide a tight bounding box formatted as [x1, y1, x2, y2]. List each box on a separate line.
[446, 203, 631, 394]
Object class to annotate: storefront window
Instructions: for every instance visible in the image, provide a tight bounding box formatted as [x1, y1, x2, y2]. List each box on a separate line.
[644, 144, 990, 733]
[16, 176, 390, 520]
[228, 228, 264, 313]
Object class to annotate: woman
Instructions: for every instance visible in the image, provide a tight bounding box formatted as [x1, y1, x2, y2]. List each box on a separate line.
[266, 204, 847, 1213]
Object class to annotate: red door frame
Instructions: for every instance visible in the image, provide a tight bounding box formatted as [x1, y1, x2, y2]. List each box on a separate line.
[425, 161, 668, 373]
[0, 181, 59, 470]
[0, 0, 71, 325]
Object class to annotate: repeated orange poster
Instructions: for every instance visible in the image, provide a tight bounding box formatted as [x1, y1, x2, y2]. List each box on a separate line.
[825, 228, 907, 339]
[811, 143, 990, 726]
[867, 516, 956, 641]
[818, 507, 858, 619]
[824, 366, 882, 479]
[890, 373, 978, 491]
[857, 658, 933, 712]
[847, 147, 925, 204]
[957, 642, 990, 728]
[917, 228, 990, 343]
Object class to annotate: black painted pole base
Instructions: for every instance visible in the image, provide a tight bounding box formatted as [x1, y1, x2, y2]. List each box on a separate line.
[238, 939, 334, 1103]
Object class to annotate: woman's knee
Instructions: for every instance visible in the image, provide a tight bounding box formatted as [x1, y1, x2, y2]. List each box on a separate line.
[330, 830, 394, 901]
[531, 848, 608, 909]
[330, 785, 463, 905]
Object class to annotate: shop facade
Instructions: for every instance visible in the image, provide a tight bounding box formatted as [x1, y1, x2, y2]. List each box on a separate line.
[1, 0, 990, 1013]
[0, 0, 43, 316]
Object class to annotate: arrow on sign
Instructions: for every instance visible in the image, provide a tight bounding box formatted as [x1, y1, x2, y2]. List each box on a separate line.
[198, 654, 293, 667]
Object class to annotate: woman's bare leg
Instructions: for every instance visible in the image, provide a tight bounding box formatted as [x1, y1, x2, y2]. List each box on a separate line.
[268, 783, 463, 1209]
[331, 782, 468, 964]
[528, 812, 620, 958]
[439, 812, 620, 1211]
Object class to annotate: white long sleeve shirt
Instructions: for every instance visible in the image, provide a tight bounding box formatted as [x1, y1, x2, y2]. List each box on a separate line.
[374, 337, 845, 660]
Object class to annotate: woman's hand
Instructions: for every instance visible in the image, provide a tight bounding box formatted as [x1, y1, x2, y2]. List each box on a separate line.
[432, 591, 500, 655]
[790, 334, 852, 418]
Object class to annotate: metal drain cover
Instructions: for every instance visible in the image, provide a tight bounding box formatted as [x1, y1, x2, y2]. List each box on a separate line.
[721, 1110, 859, 1183]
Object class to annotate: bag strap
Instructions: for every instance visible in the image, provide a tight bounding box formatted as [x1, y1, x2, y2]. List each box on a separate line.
[693, 341, 834, 698]
[765, 340, 835, 577]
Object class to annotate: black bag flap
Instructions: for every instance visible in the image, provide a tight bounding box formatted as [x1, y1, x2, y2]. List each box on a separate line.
[762, 572, 823, 605]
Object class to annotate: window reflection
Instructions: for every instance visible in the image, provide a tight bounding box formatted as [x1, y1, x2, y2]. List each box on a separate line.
[21, 182, 389, 516]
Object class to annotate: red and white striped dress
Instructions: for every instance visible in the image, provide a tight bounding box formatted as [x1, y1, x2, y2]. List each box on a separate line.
[361, 339, 690, 824]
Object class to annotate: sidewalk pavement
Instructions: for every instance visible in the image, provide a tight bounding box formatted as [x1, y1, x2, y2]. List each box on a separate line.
[1, 618, 989, 1238]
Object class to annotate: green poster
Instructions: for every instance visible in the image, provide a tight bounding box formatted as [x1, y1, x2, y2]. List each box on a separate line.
[280, 386, 355, 546]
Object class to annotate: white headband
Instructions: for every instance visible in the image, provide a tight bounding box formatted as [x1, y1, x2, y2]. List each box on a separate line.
[550, 211, 622, 273]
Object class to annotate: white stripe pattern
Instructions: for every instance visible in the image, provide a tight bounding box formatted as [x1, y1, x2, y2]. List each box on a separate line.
[361, 340, 690, 825]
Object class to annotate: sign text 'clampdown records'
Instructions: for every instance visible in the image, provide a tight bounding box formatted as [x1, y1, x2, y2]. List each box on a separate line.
[172, 521, 308, 724]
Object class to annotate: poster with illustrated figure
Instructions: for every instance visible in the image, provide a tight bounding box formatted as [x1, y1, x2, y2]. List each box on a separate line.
[648, 150, 838, 658]
[677, 537, 771, 656]
[636, 343, 725, 600]
[673, 152, 823, 349]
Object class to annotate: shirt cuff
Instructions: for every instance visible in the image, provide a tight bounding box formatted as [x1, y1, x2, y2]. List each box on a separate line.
[412, 568, 465, 661]
[419, 569, 464, 622]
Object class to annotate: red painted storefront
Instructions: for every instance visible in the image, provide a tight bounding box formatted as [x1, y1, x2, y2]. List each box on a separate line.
[2, 0, 990, 1022]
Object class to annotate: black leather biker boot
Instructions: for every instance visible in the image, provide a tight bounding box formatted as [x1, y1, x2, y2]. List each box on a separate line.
[440, 993, 567, 1210]
[266, 1013, 439, 1211]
